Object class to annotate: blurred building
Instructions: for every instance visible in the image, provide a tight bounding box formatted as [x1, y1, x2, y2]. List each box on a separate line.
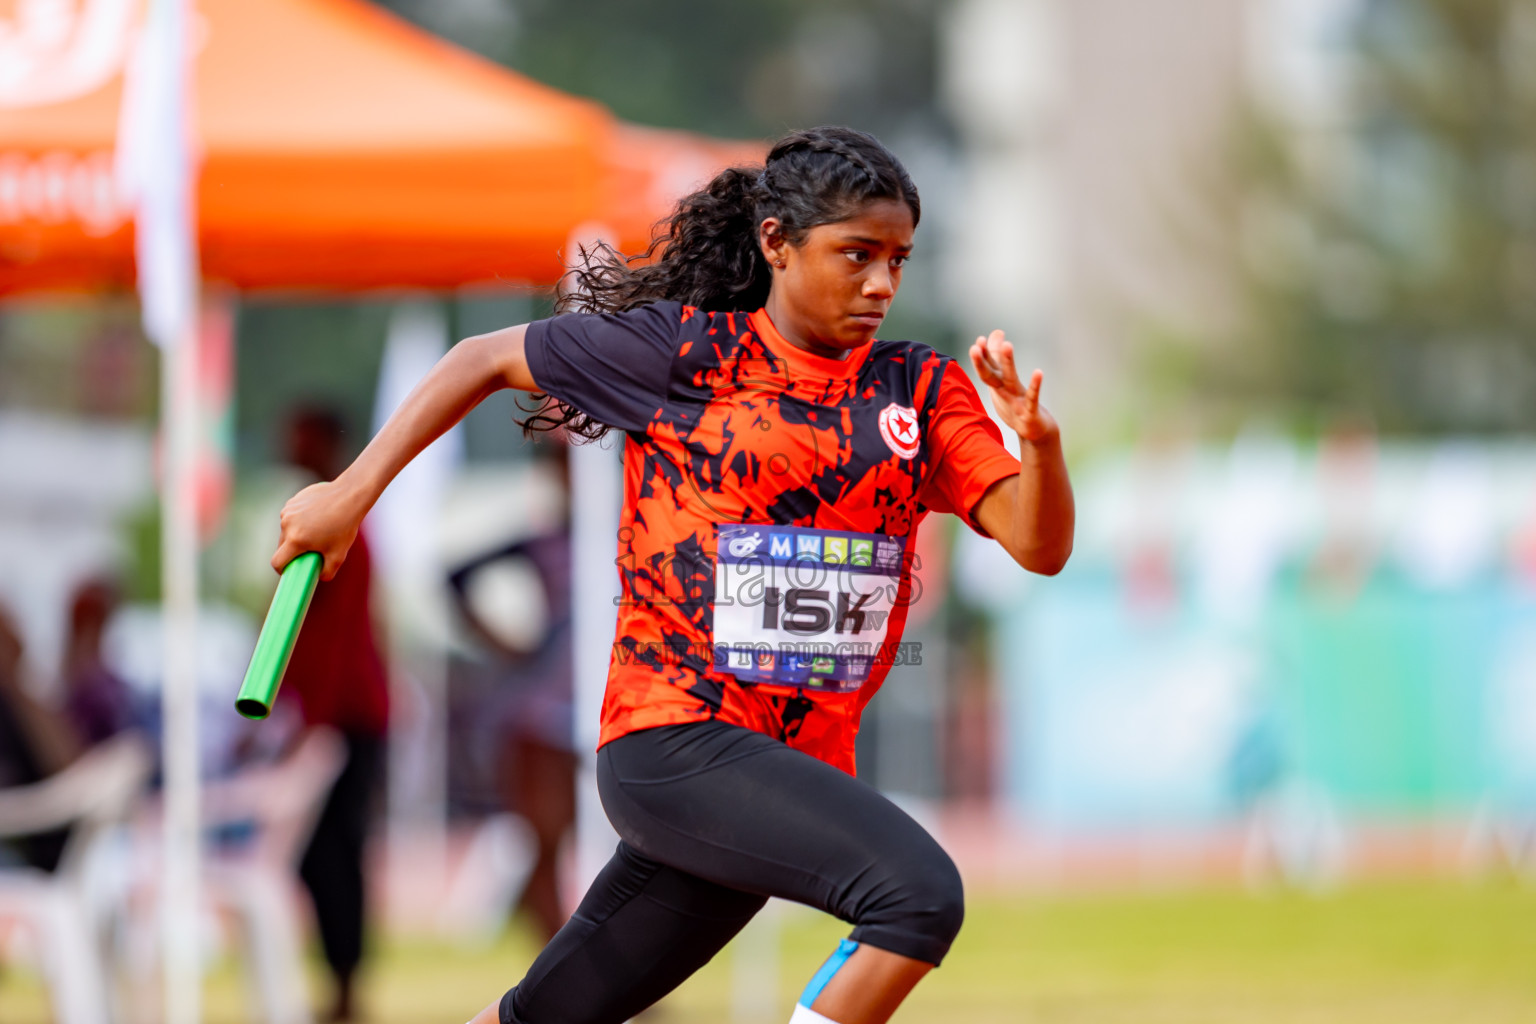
[942, 0, 1356, 440]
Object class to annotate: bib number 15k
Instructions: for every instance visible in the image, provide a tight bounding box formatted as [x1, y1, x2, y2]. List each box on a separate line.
[712, 523, 906, 692]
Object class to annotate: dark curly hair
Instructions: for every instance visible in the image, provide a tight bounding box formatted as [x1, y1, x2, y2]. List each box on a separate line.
[519, 125, 921, 440]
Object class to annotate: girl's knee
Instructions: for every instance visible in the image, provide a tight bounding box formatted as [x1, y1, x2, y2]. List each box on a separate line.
[921, 854, 965, 949]
[852, 846, 964, 963]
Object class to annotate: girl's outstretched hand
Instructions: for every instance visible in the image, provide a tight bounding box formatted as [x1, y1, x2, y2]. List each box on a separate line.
[270, 479, 368, 582]
[969, 329, 1059, 445]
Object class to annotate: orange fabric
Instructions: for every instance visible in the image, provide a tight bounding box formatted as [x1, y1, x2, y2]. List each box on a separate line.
[0, 0, 761, 295]
[601, 125, 767, 256]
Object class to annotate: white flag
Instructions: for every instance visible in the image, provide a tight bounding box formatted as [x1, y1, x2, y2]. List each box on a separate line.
[116, 0, 197, 347]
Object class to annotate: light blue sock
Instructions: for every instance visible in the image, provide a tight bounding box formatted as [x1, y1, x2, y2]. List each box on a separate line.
[796, 938, 860, 1015]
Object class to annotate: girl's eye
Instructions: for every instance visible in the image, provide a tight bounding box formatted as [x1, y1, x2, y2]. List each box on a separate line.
[891, 255, 909, 268]
[844, 250, 871, 264]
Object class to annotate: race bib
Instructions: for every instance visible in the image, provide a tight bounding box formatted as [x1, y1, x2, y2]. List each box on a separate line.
[712, 523, 907, 692]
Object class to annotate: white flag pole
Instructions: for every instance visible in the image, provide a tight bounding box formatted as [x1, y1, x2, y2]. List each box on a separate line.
[119, 1, 202, 1021]
[159, 262, 201, 1024]
[568, 436, 623, 892]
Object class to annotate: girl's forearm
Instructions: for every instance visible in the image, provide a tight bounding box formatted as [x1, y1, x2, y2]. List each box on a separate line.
[1009, 434, 1075, 575]
[337, 329, 519, 511]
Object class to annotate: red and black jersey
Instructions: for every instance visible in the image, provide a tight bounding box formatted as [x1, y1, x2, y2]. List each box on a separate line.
[524, 302, 1019, 774]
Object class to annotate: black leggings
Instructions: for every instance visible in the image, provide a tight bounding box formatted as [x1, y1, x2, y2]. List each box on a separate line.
[300, 730, 384, 985]
[500, 719, 964, 1024]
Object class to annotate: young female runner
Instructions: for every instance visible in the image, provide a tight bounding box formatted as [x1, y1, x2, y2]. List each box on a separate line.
[272, 126, 1074, 1024]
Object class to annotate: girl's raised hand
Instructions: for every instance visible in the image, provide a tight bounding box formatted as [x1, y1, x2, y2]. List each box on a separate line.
[270, 479, 368, 582]
[968, 329, 1059, 445]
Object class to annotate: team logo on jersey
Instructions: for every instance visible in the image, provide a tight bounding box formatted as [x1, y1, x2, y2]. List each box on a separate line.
[727, 530, 765, 558]
[878, 403, 921, 460]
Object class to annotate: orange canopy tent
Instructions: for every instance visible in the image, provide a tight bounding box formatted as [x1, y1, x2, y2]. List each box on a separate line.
[0, 0, 762, 296]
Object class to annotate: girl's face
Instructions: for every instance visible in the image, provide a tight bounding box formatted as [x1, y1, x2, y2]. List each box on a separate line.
[760, 198, 915, 358]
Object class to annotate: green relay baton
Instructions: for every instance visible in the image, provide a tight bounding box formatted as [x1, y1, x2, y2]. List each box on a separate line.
[235, 551, 323, 720]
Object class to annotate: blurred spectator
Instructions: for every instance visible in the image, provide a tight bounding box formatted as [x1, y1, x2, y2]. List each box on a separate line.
[448, 441, 575, 942]
[0, 606, 78, 871]
[60, 578, 139, 747]
[277, 406, 389, 1022]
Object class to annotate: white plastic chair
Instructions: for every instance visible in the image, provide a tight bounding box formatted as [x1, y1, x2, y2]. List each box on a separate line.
[0, 732, 152, 1024]
[199, 727, 346, 1024]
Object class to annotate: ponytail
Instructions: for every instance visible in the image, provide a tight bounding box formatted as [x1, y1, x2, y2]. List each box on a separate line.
[558, 165, 771, 316]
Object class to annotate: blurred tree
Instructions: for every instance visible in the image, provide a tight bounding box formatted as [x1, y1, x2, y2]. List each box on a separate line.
[374, 0, 949, 140]
[0, 303, 155, 421]
[235, 300, 393, 469]
[1154, 0, 1536, 434]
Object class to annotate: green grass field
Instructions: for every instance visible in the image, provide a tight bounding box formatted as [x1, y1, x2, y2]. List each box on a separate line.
[5, 880, 1535, 1023]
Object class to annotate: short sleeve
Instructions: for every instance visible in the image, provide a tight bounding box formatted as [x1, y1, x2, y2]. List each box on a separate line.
[523, 301, 683, 433]
[918, 361, 1021, 534]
